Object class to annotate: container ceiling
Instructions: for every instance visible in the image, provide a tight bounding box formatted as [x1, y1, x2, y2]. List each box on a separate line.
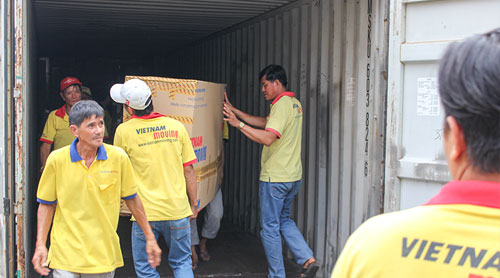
[34, 0, 296, 57]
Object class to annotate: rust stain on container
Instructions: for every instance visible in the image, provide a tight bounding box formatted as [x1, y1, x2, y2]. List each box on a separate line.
[16, 215, 25, 278]
[14, 0, 26, 275]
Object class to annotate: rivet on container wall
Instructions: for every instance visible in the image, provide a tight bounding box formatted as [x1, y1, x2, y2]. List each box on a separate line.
[315, 0, 320, 6]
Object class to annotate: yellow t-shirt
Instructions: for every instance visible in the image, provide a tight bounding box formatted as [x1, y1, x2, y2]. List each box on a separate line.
[260, 92, 303, 182]
[114, 113, 197, 221]
[40, 106, 75, 150]
[223, 121, 229, 140]
[332, 180, 500, 278]
[36, 140, 138, 273]
[41, 105, 109, 150]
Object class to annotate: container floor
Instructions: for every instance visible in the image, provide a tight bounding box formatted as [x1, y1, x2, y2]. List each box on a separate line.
[115, 217, 303, 278]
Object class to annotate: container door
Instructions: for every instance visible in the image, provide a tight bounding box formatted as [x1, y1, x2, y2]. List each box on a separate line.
[1, 0, 16, 277]
[385, 0, 500, 211]
[0, 0, 10, 273]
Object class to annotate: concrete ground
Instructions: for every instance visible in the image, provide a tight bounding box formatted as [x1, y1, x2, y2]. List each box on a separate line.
[115, 217, 303, 278]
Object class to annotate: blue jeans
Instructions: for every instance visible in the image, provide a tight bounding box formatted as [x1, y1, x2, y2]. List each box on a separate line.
[132, 218, 193, 278]
[259, 181, 314, 278]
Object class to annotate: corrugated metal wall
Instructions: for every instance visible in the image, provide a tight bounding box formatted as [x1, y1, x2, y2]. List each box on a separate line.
[385, 0, 500, 212]
[164, 0, 389, 275]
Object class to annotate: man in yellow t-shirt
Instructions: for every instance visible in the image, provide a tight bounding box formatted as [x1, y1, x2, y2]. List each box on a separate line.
[40, 79, 109, 170]
[32, 100, 161, 277]
[40, 77, 83, 169]
[223, 65, 318, 278]
[332, 29, 500, 278]
[111, 79, 198, 278]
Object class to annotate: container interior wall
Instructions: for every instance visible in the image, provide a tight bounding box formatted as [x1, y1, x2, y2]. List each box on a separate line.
[24, 0, 38, 276]
[162, 0, 388, 274]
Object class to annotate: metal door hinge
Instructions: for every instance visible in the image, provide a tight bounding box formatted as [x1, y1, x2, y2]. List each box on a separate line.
[3, 197, 10, 216]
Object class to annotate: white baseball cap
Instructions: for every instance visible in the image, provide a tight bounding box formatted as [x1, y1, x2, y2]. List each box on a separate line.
[110, 79, 152, 110]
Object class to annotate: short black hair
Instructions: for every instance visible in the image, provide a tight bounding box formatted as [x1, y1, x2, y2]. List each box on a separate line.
[62, 84, 82, 94]
[438, 28, 500, 173]
[259, 65, 288, 88]
[69, 100, 104, 127]
[132, 98, 154, 117]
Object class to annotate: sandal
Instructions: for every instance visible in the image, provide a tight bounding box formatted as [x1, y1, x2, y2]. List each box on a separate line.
[192, 261, 199, 271]
[199, 250, 211, 262]
[300, 261, 319, 278]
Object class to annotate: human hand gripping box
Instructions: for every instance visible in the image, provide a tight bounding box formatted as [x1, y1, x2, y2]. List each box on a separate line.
[120, 76, 225, 215]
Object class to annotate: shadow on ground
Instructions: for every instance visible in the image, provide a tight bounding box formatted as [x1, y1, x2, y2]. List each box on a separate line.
[115, 218, 303, 278]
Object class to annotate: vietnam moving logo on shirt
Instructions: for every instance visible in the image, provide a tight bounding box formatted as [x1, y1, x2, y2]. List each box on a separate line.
[401, 237, 500, 275]
[135, 125, 179, 140]
[136, 125, 166, 135]
[191, 136, 207, 163]
[136, 125, 180, 147]
[100, 170, 118, 174]
[293, 103, 303, 117]
[153, 129, 178, 140]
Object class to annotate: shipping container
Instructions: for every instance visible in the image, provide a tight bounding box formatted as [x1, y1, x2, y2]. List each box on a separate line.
[385, 0, 500, 211]
[0, 0, 498, 277]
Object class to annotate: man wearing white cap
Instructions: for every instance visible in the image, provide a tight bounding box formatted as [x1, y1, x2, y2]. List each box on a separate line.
[111, 79, 198, 278]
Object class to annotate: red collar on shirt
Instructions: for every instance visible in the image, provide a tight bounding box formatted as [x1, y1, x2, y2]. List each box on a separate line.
[55, 105, 66, 119]
[271, 92, 295, 105]
[131, 112, 165, 120]
[424, 180, 500, 209]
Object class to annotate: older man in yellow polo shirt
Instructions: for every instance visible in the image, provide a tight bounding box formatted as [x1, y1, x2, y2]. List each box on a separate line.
[223, 65, 318, 278]
[32, 100, 161, 277]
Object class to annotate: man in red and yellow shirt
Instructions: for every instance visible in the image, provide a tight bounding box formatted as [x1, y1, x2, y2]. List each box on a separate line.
[224, 65, 318, 278]
[332, 29, 500, 278]
[112, 79, 198, 278]
[41, 78, 110, 169]
[40, 77, 83, 168]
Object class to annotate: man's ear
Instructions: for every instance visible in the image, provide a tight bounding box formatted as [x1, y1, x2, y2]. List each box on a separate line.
[69, 124, 79, 137]
[445, 116, 466, 161]
[60, 92, 65, 101]
[124, 104, 134, 116]
[274, 79, 285, 90]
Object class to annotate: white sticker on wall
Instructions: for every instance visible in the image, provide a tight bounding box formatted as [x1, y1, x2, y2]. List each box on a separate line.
[417, 77, 440, 116]
[345, 77, 356, 107]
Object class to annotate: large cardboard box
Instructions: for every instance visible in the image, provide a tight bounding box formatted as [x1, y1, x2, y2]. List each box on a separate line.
[120, 76, 225, 214]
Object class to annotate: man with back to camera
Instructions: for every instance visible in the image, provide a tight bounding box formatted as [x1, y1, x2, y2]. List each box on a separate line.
[332, 28, 500, 277]
[223, 65, 319, 278]
[32, 100, 162, 277]
[40, 77, 84, 169]
[111, 79, 198, 278]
